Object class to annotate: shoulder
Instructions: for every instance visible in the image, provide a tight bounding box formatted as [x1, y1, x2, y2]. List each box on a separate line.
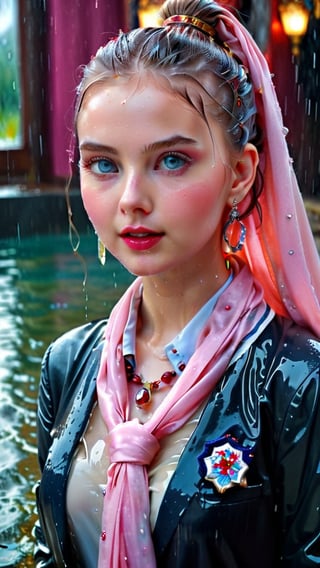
[257, 315, 320, 435]
[46, 317, 107, 358]
[237, 314, 319, 395]
[256, 314, 319, 374]
[39, 319, 106, 428]
[42, 318, 107, 376]
[235, 315, 320, 423]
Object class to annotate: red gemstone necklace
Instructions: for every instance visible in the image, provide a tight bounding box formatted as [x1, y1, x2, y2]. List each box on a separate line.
[124, 354, 177, 409]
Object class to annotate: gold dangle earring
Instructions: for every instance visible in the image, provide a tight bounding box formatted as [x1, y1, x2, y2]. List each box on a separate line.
[223, 199, 246, 252]
[97, 237, 106, 265]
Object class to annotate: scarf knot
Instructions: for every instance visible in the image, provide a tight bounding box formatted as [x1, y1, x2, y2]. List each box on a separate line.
[109, 419, 160, 465]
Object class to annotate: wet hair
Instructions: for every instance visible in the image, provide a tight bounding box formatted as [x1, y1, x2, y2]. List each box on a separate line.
[74, 0, 263, 218]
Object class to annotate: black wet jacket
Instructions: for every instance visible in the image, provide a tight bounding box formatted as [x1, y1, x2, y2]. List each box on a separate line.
[35, 315, 320, 567]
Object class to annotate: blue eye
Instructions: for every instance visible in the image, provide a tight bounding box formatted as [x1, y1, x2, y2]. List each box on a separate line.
[160, 153, 188, 171]
[90, 159, 117, 174]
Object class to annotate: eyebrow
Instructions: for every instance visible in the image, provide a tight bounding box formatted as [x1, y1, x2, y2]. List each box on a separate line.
[79, 135, 198, 155]
[143, 135, 198, 153]
[79, 142, 118, 154]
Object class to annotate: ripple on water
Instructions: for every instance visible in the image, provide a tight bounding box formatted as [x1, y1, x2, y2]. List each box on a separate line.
[0, 427, 27, 566]
[0, 544, 22, 568]
[0, 233, 133, 566]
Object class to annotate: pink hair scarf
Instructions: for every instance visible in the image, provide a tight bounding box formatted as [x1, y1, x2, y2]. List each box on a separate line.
[215, 9, 320, 336]
[97, 261, 268, 567]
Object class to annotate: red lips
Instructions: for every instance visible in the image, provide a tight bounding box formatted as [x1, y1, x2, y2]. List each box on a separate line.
[120, 227, 164, 251]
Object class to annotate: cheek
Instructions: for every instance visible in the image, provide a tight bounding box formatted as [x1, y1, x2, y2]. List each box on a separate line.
[172, 181, 222, 225]
[80, 181, 109, 228]
[80, 184, 95, 221]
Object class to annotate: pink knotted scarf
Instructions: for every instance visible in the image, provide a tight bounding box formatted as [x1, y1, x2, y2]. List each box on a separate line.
[97, 261, 268, 567]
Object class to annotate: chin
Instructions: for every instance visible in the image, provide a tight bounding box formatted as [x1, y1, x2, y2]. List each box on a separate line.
[126, 266, 161, 277]
[120, 260, 169, 278]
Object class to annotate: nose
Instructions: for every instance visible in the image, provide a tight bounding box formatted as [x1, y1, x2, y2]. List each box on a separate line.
[119, 170, 152, 215]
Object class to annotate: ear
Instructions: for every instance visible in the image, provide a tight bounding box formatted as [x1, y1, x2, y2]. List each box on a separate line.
[226, 143, 259, 207]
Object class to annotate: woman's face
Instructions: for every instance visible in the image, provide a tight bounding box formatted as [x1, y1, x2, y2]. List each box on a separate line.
[77, 76, 242, 279]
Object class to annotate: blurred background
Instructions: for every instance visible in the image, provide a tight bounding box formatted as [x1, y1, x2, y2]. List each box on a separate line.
[1, 0, 320, 196]
[1, 0, 320, 233]
[1, 0, 320, 238]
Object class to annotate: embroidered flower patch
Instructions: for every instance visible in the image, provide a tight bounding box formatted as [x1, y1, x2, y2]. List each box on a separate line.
[198, 435, 254, 493]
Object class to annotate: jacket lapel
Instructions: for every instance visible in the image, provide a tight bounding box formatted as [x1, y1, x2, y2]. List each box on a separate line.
[153, 348, 264, 556]
[39, 343, 103, 566]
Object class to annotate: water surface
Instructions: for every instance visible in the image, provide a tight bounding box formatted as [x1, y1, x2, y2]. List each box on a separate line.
[0, 233, 133, 567]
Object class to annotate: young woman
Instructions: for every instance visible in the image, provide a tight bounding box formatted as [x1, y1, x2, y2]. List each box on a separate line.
[34, 0, 320, 566]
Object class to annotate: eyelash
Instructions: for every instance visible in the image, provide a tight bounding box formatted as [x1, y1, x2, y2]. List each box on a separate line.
[156, 151, 192, 173]
[80, 156, 117, 175]
[79, 151, 193, 177]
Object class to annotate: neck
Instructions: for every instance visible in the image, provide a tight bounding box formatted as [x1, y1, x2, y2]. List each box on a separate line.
[137, 258, 230, 348]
